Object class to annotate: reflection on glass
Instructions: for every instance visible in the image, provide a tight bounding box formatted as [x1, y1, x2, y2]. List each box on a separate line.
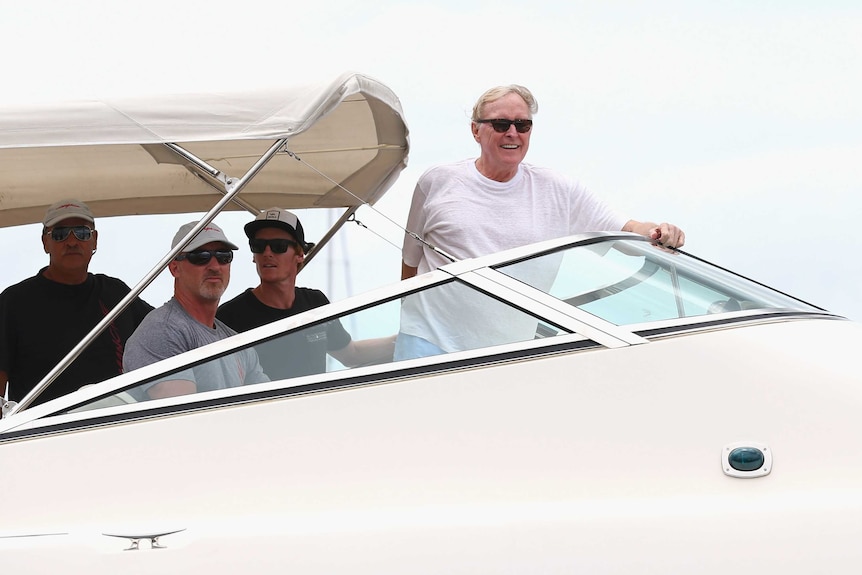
[396, 279, 567, 360]
[254, 318, 351, 380]
[126, 347, 269, 402]
[257, 299, 402, 379]
[497, 239, 821, 325]
[110, 279, 570, 405]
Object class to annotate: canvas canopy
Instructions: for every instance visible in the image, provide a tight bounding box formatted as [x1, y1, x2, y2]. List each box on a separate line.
[0, 71, 409, 228]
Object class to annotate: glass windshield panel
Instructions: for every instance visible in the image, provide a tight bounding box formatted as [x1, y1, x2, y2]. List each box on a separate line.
[497, 239, 822, 325]
[87, 279, 570, 407]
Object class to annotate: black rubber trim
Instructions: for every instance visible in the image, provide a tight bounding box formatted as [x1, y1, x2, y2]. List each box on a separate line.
[635, 312, 843, 338]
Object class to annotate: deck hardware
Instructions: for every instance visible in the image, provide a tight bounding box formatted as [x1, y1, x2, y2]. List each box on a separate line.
[103, 529, 186, 551]
[722, 442, 772, 478]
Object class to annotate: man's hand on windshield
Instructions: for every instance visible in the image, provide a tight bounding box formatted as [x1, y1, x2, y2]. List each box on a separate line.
[649, 223, 685, 249]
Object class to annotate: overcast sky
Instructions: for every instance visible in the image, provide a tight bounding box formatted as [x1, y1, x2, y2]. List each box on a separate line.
[1, 1, 860, 320]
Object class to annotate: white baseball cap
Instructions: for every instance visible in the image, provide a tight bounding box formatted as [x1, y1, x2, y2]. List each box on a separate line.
[172, 221, 239, 252]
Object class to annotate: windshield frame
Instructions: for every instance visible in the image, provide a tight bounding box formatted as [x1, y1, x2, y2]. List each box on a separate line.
[0, 232, 841, 435]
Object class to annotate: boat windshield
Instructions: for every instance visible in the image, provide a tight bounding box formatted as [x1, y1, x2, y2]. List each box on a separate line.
[112, 279, 571, 404]
[62, 237, 825, 414]
[495, 238, 822, 325]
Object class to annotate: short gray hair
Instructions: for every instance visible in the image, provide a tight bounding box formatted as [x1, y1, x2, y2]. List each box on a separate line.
[471, 85, 538, 121]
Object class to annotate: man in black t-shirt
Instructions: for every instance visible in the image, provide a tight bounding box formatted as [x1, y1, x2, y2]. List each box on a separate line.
[217, 208, 394, 380]
[0, 199, 153, 409]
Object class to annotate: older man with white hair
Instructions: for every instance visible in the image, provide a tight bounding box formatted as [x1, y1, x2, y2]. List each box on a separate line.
[397, 84, 687, 360]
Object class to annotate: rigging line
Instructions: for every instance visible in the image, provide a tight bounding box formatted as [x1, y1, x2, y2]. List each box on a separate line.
[345, 213, 402, 253]
[285, 150, 458, 263]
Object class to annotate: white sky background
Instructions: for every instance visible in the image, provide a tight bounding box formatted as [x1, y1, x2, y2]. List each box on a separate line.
[1, 1, 860, 319]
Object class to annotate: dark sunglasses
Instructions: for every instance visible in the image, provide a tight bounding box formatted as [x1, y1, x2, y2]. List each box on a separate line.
[475, 118, 533, 133]
[249, 238, 298, 254]
[47, 225, 94, 242]
[175, 250, 234, 266]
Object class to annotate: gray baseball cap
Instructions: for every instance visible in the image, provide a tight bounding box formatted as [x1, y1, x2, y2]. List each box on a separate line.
[172, 221, 239, 252]
[43, 199, 95, 227]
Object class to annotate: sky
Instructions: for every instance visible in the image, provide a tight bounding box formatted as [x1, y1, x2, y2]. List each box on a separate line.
[1, 1, 860, 320]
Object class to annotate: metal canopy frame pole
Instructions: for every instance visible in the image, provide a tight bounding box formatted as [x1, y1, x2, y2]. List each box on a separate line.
[302, 205, 360, 267]
[10, 137, 289, 415]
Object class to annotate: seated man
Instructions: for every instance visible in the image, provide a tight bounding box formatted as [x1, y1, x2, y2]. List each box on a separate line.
[123, 221, 267, 399]
[0, 199, 153, 410]
[217, 208, 394, 380]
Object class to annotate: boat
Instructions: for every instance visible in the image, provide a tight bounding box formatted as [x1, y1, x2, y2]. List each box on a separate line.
[2, 74, 862, 573]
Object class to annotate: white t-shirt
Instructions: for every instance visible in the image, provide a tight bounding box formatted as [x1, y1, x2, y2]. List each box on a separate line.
[400, 159, 627, 352]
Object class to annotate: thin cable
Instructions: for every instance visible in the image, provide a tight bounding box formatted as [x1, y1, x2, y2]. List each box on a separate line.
[345, 213, 402, 253]
[286, 150, 458, 263]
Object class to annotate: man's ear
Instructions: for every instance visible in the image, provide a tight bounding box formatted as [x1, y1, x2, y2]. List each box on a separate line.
[168, 260, 180, 277]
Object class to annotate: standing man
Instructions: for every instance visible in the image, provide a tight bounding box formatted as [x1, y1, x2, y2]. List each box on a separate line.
[217, 208, 394, 380]
[397, 85, 686, 359]
[0, 199, 153, 409]
[123, 221, 267, 400]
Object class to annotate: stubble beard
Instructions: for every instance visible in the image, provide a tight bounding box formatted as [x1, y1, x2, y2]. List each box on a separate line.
[199, 279, 227, 301]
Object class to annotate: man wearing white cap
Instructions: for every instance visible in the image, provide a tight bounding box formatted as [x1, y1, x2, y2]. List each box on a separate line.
[123, 220, 267, 399]
[217, 207, 394, 380]
[0, 199, 153, 409]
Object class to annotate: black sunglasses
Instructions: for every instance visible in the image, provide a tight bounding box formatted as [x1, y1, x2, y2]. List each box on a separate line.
[47, 225, 94, 242]
[475, 118, 533, 133]
[249, 238, 299, 254]
[175, 250, 234, 265]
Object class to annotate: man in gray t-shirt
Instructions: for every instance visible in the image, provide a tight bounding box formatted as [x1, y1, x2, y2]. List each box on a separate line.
[123, 221, 268, 400]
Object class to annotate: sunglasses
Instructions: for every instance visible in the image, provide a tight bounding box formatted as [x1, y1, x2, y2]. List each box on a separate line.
[47, 225, 94, 242]
[175, 250, 234, 266]
[475, 118, 533, 133]
[249, 238, 299, 254]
